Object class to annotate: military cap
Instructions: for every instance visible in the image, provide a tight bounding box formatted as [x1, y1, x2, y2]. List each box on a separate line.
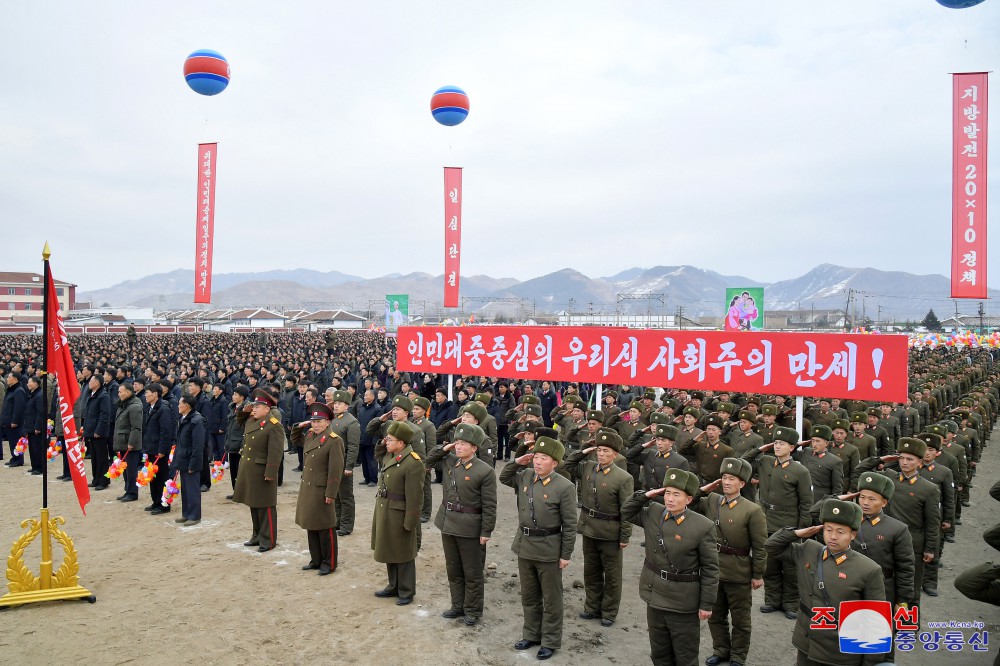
[461, 401, 488, 423]
[690, 391, 705, 401]
[662, 469, 699, 497]
[308, 402, 334, 420]
[534, 426, 558, 440]
[520, 394, 540, 406]
[524, 404, 542, 417]
[594, 428, 623, 453]
[866, 408, 880, 417]
[831, 419, 850, 433]
[917, 432, 942, 450]
[332, 390, 353, 405]
[715, 402, 736, 414]
[586, 409, 605, 424]
[649, 411, 671, 426]
[643, 390, 657, 400]
[896, 437, 927, 459]
[959, 398, 974, 407]
[811, 424, 833, 441]
[569, 399, 587, 411]
[683, 406, 700, 418]
[249, 388, 277, 407]
[939, 420, 959, 434]
[761, 403, 778, 416]
[653, 424, 679, 440]
[533, 436, 565, 463]
[925, 424, 947, 439]
[662, 398, 681, 411]
[475, 392, 491, 405]
[392, 395, 413, 412]
[858, 472, 894, 500]
[819, 499, 863, 530]
[745, 396, 762, 407]
[954, 408, 971, 419]
[704, 414, 726, 429]
[386, 420, 414, 445]
[412, 395, 431, 411]
[629, 400, 645, 412]
[818, 397, 832, 404]
[772, 426, 800, 445]
[521, 421, 541, 435]
[737, 409, 756, 423]
[720, 457, 752, 483]
[565, 394, 583, 406]
[453, 423, 485, 447]
[850, 412, 868, 424]
[605, 390, 619, 400]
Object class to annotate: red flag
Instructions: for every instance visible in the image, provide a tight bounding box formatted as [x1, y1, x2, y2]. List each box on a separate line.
[46, 271, 90, 514]
[443, 167, 462, 308]
[194, 143, 218, 304]
[951, 73, 988, 298]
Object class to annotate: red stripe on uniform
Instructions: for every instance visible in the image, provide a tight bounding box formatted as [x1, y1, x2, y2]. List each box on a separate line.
[329, 528, 337, 571]
[267, 507, 275, 547]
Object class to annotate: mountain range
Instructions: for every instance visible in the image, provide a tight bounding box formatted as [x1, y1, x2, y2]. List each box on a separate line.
[78, 264, 999, 322]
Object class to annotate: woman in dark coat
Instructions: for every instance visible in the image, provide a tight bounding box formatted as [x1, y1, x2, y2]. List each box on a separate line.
[173, 395, 206, 526]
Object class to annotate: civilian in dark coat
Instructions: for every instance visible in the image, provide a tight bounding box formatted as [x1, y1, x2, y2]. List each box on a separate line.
[173, 395, 206, 524]
[1, 374, 27, 464]
[142, 383, 174, 514]
[207, 385, 229, 461]
[112, 384, 144, 500]
[186, 379, 212, 491]
[82, 375, 112, 489]
[538, 382, 559, 427]
[224, 386, 251, 496]
[23, 376, 47, 474]
[356, 390, 382, 485]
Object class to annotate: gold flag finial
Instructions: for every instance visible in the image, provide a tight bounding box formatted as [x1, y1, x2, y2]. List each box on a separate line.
[42, 241, 51, 261]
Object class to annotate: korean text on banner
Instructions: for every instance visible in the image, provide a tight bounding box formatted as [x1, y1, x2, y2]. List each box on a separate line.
[952, 73, 988, 298]
[397, 326, 909, 403]
[46, 270, 90, 515]
[443, 167, 462, 308]
[194, 143, 218, 304]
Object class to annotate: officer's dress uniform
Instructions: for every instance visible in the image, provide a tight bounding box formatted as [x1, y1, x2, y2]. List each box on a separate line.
[292, 422, 345, 572]
[329, 409, 360, 535]
[233, 405, 285, 550]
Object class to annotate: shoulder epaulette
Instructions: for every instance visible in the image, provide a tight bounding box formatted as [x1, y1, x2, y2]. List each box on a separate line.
[269, 416, 280, 425]
[410, 451, 422, 461]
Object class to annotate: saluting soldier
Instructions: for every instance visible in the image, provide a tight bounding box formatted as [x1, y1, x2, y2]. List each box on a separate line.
[291, 402, 345, 575]
[233, 389, 285, 552]
[410, 396, 437, 524]
[695, 459, 767, 666]
[828, 419, 861, 493]
[438, 401, 493, 467]
[764, 499, 887, 666]
[848, 412, 878, 460]
[865, 409, 892, 457]
[562, 429, 633, 627]
[855, 437, 941, 606]
[621, 468, 720, 666]
[674, 406, 704, 472]
[473, 392, 499, 462]
[499, 435, 577, 661]
[848, 473, 915, 606]
[915, 432, 955, 598]
[742, 426, 814, 619]
[372, 420, 425, 605]
[626, 423, 690, 491]
[794, 425, 845, 499]
[727, 409, 763, 456]
[424, 423, 497, 626]
[680, 414, 734, 484]
[753, 403, 779, 444]
[930, 422, 967, 539]
[328, 390, 360, 537]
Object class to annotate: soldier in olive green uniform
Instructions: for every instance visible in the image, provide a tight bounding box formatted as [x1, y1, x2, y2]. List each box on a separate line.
[328, 390, 360, 536]
[828, 419, 861, 492]
[865, 409, 892, 457]
[233, 389, 285, 552]
[955, 562, 1000, 606]
[424, 423, 497, 625]
[626, 423, 690, 490]
[410, 396, 437, 523]
[742, 426, 814, 619]
[679, 414, 734, 484]
[765, 500, 887, 666]
[848, 412, 878, 460]
[753, 403, 779, 445]
[473, 392, 499, 462]
[291, 402, 345, 575]
[695, 459, 767, 666]
[794, 425, 845, 499]
[438, 401, 493, 466]
[562, 429, 634, 626]
[728, 409, 763, 457]
[855, 437, 941, 606]
[934, 422, 969, 532]
[915, 432, 955, 597]
[675, 407, 704, 472]
[622, 469, 720, 666]
[500, 435, 578, 661]
[371, 420, 425, 605]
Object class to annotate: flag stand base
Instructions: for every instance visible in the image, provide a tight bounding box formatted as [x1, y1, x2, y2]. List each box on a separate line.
[0, 508, 95, 608]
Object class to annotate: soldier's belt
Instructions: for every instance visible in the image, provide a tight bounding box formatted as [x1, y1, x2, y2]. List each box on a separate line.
[643, 558, 700, 582]
[519, 525, 562, 537]
[717, 543, 750, 556]
[582, 505, 621, 521]
[445, 501, 482, 514]
[760, 502, 796, 510]
[377, 490, 406, 501]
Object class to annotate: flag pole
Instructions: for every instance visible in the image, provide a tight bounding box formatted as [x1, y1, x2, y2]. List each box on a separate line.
[0, 242, 95, 607]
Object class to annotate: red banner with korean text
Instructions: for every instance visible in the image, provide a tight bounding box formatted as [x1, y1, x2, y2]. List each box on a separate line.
[194, 143, 218, 304]
[46, 269, 90, 515]
[397, 326, 909, 402]
[443, 167, 462, 308]
[952, 73, 988, 298]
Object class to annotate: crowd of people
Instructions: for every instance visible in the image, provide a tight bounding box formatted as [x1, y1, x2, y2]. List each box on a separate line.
[0, 329, 997, 665]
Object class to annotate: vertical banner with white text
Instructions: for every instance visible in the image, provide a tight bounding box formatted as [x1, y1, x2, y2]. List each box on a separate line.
[195, 143, 218, 304]
[952, 73, 988, 298]
[444, 167, 462, 308]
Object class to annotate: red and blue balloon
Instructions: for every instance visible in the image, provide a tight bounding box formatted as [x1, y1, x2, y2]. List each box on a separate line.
[430, 86, 469, 126]
[184, 50, 230, 96]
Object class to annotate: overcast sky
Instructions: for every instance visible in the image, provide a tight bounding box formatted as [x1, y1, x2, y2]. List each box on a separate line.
[2, 1, 998, 292]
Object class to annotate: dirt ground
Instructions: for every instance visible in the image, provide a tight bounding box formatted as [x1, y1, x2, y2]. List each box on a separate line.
[0, 441, 998, 666]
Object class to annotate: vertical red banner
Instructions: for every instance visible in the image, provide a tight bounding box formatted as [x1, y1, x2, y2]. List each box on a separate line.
[195, 143, 218, 304]
[952, 73, 988, 298]
[444, 167, 462, 308]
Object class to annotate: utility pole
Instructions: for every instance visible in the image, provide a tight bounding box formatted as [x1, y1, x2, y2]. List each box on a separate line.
[979, 301, 985, 334]
[844, 288, 853, 331]
[810, 303, 815, 331]
[677, 305, 684, 330]
[877, 304, 882, 330]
